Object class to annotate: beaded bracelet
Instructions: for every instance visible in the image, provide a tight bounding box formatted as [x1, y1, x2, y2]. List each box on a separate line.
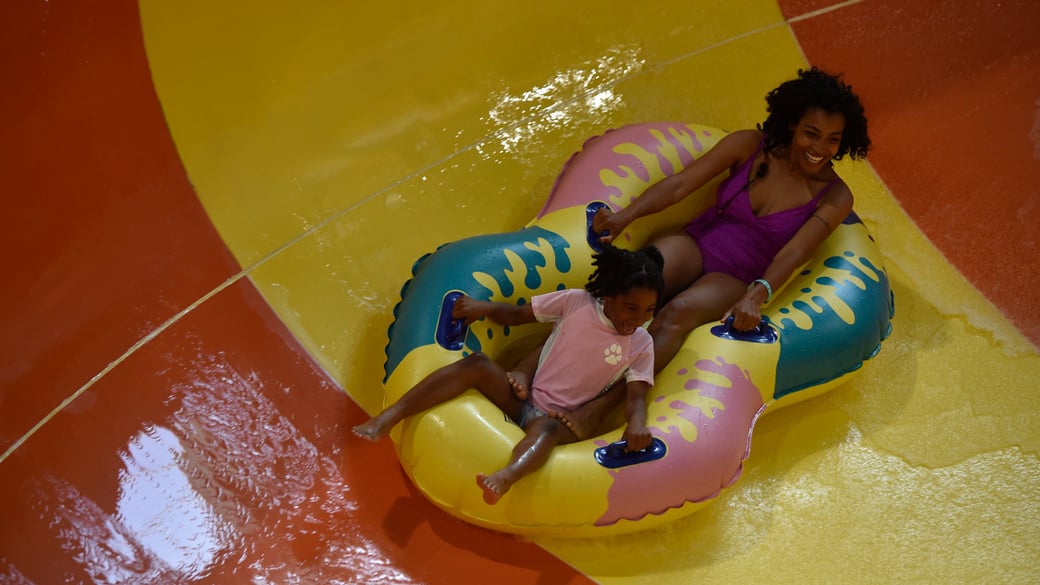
[749, 278, 773, 304]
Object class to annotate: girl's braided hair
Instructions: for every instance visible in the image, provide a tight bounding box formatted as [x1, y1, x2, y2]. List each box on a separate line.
[759, 67, 871, 161]
[585, 244, 665, 310]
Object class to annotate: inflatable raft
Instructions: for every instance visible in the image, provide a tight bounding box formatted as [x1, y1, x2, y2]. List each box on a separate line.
[381, 122, 893, 537]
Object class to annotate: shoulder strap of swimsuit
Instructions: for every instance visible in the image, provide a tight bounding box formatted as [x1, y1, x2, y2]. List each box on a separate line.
[716, 138, 768, 215]
[737, 137, 767, 185]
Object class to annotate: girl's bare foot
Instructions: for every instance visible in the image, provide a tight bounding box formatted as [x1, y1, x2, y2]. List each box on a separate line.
[546, 411, 578, 435]
[351, 418, 389, 442]
[506, 371, 530, 401]
[476, 473, 511, 505]
[547, 410, 603, 440]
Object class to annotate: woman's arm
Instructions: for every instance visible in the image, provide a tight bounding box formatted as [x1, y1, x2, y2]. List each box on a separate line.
[452, 295, 536, 327]
[593, 129, 761, 242]
[724, 184, 854, 330]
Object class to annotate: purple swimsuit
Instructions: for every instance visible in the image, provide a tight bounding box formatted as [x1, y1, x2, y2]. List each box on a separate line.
[684, 142, 838, 283]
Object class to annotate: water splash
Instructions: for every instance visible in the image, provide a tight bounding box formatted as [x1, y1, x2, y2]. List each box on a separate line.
[484, 46, 645, 155]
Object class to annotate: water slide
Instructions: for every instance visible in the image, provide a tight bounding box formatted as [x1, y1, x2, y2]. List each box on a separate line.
[3, 1, 1038, 583]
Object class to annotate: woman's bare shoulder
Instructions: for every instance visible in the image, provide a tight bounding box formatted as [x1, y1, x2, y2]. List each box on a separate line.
[710, 129, 763, 164]
[718, 128, 764, 149]
[819, 174, 854, 211]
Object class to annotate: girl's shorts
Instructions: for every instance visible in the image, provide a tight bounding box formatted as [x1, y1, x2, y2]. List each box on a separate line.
[514, 400, 547, 428]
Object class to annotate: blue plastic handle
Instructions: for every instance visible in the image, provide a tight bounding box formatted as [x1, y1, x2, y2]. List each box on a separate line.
[585, 201, 610, 252]
[593, 437, 667, 469]
[710, 316, 778, 344]
[434, 291, 468, 350]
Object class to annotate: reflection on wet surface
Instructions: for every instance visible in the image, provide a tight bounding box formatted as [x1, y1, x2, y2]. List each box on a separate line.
[7, 305, 414, 583]
[485, 46, 645, 154]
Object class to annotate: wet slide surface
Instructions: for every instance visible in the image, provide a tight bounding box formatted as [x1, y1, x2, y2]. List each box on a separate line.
[2, 1, 1037, 584]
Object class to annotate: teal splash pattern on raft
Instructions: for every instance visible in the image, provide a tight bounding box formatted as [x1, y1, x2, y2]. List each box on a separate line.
[772, 214, 893, 399]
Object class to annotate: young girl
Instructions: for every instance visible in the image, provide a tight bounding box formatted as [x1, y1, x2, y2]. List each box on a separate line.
[352, 244, 664, 505]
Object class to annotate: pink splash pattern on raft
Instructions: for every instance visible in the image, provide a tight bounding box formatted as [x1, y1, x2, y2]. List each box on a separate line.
[537, 123, 710, 218]
[595, 357, 766, 526]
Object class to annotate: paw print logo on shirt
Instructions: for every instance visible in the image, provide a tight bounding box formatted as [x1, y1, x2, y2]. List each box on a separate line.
[603, 343, 623, 366]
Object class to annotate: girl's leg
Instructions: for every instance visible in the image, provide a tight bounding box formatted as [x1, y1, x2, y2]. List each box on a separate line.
[353, 352, 522, 441]
[649, 272, 747, 370]
[476, 416, 578, 504]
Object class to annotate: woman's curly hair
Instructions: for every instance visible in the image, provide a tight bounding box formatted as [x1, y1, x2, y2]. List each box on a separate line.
[759, 67, 871, 161]
[585, 244, 665, 311]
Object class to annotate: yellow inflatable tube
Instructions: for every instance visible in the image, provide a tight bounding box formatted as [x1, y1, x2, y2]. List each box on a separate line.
[381, 122, 893, 537]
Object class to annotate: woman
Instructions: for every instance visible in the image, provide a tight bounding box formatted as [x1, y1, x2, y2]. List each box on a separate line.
[510, 67, 872, 438]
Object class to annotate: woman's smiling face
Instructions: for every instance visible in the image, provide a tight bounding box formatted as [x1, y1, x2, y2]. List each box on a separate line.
[790, 107, 846, 172]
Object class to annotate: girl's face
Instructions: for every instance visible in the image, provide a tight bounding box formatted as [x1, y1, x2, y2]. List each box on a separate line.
[602, 287, 658, 336]
[790, 107, 845, 172]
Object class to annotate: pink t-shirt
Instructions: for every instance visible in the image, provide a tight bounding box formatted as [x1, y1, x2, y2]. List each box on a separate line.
[528, 289, 654, 414]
